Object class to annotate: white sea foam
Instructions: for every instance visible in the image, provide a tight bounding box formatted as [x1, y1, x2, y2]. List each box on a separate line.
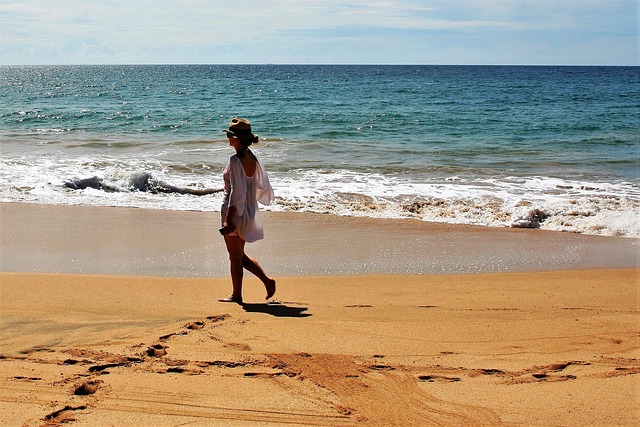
[268, 169, 640, 237]
[2, 153, 639, 238]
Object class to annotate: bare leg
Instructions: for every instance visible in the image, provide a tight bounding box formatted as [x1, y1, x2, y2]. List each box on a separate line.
[222, 235, 245, 302]
[242, 254, 276, 299]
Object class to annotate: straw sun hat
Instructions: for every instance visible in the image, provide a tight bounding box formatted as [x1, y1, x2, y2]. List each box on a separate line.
[222, 118, 258, 144]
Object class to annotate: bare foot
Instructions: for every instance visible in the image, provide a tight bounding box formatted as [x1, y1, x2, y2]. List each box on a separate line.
[265, 279, 276, 300]
[219, 295, 243, 304]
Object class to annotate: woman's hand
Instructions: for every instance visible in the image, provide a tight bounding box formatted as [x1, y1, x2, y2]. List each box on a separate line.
[220, 206, 237, 235]
[219, 221, 236, 235]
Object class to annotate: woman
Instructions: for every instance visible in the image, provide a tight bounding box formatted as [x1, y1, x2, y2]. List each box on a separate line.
[218, 118, 276, 304]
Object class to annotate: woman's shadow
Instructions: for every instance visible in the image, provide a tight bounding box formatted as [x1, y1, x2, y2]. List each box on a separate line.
[241, 301, 311, 318]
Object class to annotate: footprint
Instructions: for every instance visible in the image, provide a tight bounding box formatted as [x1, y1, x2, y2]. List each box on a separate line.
[480, 368, 505, 375]
[88, 362, 126, 373]
[162, 366, 204, 375]
[369, 364, 395, 371]
[531, 373, 576, 382]
[146, 344, 167, 357]
[74, 380, 101, 395]
[418, 374, 461, 383]
[44, 406, 87, 424]
[185, 321, 205, 330]
[159, 332, 185, 341]
[206, 314, 229, 323]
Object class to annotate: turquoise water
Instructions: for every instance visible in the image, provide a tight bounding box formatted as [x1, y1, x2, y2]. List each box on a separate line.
[1, 65, 639, 236]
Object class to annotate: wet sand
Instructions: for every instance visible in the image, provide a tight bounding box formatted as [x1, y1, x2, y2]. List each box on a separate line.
[1, 203, 637, 277]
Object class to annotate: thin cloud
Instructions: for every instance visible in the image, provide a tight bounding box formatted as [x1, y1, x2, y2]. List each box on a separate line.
[0, 0, 637, 65]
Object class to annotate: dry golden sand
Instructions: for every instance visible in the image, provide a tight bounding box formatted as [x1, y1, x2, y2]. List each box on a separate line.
[1, 271, 639, 426]
[0, 203, 639, 426]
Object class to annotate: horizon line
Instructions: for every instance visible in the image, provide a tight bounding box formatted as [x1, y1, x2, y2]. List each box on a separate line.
[1, 63, 638, 67]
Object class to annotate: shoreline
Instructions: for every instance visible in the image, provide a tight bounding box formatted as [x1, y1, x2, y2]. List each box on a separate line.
[1, 202, 638, 277]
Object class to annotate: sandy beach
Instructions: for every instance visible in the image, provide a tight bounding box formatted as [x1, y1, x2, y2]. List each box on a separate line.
[1, 203, 638, 426]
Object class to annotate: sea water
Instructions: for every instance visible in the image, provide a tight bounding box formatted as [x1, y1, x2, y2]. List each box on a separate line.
[1, 65, 638, 237]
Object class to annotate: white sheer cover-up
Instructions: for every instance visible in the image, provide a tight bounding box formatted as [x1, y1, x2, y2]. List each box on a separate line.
[221, 155, 274, 243]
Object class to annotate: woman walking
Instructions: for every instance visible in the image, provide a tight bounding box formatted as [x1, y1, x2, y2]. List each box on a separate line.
[218, 118, 276, 304]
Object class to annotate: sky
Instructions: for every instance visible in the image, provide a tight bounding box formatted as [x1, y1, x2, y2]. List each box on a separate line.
[0, 0, 637, 65]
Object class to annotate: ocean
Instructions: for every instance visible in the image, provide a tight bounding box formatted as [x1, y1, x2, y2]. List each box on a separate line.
[1, 65, 639, 237]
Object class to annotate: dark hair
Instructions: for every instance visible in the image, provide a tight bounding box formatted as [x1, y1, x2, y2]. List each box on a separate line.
[238, 134, 259, 147]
